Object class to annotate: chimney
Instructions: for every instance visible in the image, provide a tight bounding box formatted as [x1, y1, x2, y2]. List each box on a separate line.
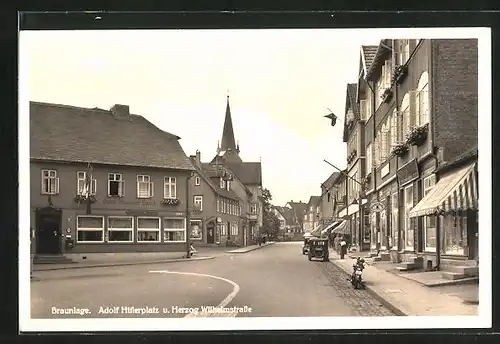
[110, 104, 130, 121]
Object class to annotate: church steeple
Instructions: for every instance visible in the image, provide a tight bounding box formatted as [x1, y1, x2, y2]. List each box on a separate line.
[219, 94, 238, 153]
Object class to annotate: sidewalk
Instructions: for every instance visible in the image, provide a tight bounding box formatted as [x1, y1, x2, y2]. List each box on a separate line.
[33, 256, 214, 272]
[226, 241, 275, 253]
[329, 249, 478, 316]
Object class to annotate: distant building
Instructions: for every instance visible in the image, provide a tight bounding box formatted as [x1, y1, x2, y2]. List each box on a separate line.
[303, 196, 321, 233]
[284, 201, 307, 233]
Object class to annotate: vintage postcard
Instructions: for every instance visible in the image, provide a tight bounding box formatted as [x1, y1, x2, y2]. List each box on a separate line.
[19, 25, 491, 332]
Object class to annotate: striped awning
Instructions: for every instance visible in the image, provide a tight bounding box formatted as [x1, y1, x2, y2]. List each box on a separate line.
[310, 225, 322, 237]
[409, 162, 478, 218]
[321, 221, 341, 234]
[333, 220, 349, 234]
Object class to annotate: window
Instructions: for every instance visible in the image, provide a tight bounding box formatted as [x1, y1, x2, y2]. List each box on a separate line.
[190, 220, 202, 240]
[107, 216, 133, 242]
[391, 108, 399, 146]
[195, 176, 201, 186]
[327, 192, 331, 202]
[41, 170, 59, 195]
[77, 216, 104, 243]
[220, 223, 227, 236]
[194, 196, 203, 211]
[108, 173, 124, 197]
[227, 180, 231, 191]
[251, 204, 257, 214]
[391, 193, 399, 249]
[416, 72, 429, 126]
[366, 92, 372, 120]
[423, 175, 437, 251]
[375, 79, 382, 110]
[230, 222, 238, 236]
[77, 171, 97, 196]
[366, 143, 373, 174]
[396, 39, 410, 66]
[220, 178, 226, 189]
[360, 99, 367, 121]
[381, 121, 391, 161]
[137, 175, 153, 198]
[404, 185, 414, 250]
[400, 93, 411, 138]
[217, 198, 220, 212]
[223, 199, 226, 213]
[383, 59, 392, 89]
[137, 217, 161, 242]
[164, 177, 176, 199]
[163, 218, 186, 242]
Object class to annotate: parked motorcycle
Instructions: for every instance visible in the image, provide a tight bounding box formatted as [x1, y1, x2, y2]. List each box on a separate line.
[350, 257, 366, 289]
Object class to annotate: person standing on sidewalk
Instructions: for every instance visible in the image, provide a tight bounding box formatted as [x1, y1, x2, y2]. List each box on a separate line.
[340, 236, 347, 259]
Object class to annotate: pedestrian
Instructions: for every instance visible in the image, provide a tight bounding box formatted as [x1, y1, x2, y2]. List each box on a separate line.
[340, 235, 347, 259]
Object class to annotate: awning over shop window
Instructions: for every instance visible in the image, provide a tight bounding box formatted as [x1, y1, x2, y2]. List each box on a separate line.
[321, 221, 341, 234]
[332, 220, 349, 234]
[409, 162, 478, 218]
[310, 224, 322, 237]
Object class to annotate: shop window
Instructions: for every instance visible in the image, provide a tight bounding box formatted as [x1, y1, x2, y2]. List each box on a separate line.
[77, 216, 104, 243]
[404, 185, 414, 250]
[137, 217, 161, 242]
[190, 220, 202, 241]
[163, 218, 186, 242]
[107, 216, 133, 242]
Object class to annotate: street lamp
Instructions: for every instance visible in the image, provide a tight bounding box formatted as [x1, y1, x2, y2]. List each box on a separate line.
[323, 159, 366, 251]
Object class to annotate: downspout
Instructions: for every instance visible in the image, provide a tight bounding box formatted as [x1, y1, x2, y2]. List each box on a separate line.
[186, 171, 194, 258]
[365, 77, 377, 251]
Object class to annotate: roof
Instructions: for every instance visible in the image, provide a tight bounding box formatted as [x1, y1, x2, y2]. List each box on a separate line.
[366, 39, 393, 80]
[321, 172, 341, 193]
[30, 101, 194, 171]
[307, 196, 321, 207]
[192, 160, 240, 200]
[361, 45, 378, 73]
[286, 201, 307, 221]
[281, 207, 296, 225]
[223, 162, 262, 185]
[343, 83, 360, 142]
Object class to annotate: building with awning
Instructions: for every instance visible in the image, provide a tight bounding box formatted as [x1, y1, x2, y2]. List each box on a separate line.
[332, 220, 349, 235]
[409, 162, 478, 218]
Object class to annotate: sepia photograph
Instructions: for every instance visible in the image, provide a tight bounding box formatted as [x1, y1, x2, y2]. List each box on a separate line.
[18, 24, 491, 332]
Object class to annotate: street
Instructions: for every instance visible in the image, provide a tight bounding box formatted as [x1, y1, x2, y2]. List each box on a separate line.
[31, 242, 395, 318]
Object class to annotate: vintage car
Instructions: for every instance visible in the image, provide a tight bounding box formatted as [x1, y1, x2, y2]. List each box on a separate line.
[302, 237, 311, 255]
[307, 238, 330, 262]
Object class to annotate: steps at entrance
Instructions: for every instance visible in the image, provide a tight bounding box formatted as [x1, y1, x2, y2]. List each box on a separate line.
[440, 265, 479, 280]
[396, 256, 424, 272]
[33, 255, 75, 264]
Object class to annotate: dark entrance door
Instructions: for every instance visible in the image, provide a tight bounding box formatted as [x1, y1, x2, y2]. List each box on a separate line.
[36, 207, 62, 255]
[467, 211, 479, 260]
[206, 221, 215, 244]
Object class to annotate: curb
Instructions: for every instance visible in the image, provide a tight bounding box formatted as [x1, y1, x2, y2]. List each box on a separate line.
[330, 259, 407, 317]
[33, 256, 215, 272]
[226, 242, 275, 254]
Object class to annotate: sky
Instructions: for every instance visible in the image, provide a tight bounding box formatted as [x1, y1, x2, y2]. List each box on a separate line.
[22, 29, 399, 205]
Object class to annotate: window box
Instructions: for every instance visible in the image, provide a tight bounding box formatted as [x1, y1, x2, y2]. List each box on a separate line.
[390, 142, 409, 157]
[161, 198, 181, 206]
[392, 65, 408, 85]
[381, 87, 393, 103]
[405, 123, 429, 146]
[74, 194, 96, 204]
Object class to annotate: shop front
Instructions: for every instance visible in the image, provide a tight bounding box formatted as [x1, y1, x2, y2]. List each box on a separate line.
[338, 199, 369, 251]
[408, 161, 478, 266]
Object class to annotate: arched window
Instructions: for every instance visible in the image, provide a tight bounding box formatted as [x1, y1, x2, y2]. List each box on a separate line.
[416, 72, 429, 126]
[401, 93, 410, 138]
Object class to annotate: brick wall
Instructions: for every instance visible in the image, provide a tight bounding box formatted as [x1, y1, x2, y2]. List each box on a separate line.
[432, 39, 478, 163]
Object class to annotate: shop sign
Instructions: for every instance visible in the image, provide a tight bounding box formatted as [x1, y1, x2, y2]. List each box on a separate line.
[397, 159, 419, 187]
[125, 210, 158, 216]
[370, 202, 385, 212]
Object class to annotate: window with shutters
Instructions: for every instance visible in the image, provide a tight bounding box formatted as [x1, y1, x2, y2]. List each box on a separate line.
[416, 72, 429, 126]
[77, 171, 96, 196]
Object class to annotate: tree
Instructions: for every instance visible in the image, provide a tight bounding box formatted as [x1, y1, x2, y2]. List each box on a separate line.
[261, 188, 280, 240]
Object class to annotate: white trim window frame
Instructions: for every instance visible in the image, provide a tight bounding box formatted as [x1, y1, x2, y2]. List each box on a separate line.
[137, 175, 153, 198]
[391, 108, 398, 147]
[384, 59, 392, 89]
[107, 216, 134, 243]
[416, 72, 429, 127]
[220, 178, 226, 189]
[41, 169, 59, 195]
[77, 171, 97, 196]
[163, 177, 177, 199]
[231, 222, 238, 236]
[401, 93, 411, 138]
[137, 217, 161, 243]
[366, 142, 373, 174]
[76, 215, 104, 243]
[194, 195, 203, 211]
[397, 39, 410, 66]
[163, 217, 187, 243]
[404, 184, 414, 250]
[189, 219, 203, 241]
[194, 175, 201, 186]
[108, 173, 124, 197]
[423, 175, 437, 251]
